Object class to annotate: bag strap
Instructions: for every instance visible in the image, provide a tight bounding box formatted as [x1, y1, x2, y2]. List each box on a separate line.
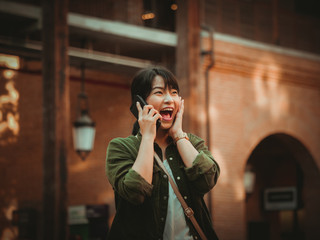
[153, 152, 208, 240]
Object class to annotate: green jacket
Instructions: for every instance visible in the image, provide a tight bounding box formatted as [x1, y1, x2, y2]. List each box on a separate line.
[106, 133, 220, 240]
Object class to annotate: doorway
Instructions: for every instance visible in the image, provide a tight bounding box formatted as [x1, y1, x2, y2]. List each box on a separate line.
[245, 133, 320, 240]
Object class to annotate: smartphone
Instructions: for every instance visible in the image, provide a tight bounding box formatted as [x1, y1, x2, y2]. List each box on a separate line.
[130, 95, 161, 129]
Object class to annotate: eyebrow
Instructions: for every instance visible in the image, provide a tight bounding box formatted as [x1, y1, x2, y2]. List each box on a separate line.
[151, 86, 165, 90]
[151, 86, 178, 92]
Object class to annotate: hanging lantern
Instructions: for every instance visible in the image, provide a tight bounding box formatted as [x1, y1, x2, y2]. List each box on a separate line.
[72, 63, 96, 160]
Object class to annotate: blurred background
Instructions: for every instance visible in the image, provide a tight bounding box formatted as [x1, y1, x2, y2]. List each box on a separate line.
[0, 0, 319, 239]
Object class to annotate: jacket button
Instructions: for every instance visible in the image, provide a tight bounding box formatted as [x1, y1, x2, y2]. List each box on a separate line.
[177, 176, 181, 180]
[163, 174, 167, 179]
[184, 196, 188, 200]
[161, 217, 165, 222]
[169, 157, 173, 160]
[163, 196, 167, 200]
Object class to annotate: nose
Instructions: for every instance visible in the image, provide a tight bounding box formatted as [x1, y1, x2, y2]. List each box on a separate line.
[164, 93, 173, 103]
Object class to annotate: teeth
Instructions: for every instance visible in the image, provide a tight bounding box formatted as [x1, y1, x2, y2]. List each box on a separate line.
[162, 108, 173, 111]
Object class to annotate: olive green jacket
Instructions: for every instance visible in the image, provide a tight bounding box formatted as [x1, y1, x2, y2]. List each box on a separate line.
[106, 133, 220, 240]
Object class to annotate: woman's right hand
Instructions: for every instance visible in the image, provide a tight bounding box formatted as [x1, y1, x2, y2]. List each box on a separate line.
[137, 102, 161, 139]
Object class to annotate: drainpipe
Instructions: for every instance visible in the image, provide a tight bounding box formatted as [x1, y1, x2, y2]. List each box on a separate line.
[201, 25, 214, 150]
[201, 25, 215, 215]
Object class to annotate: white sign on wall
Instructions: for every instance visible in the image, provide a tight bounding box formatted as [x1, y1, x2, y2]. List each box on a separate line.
[264, 186, 297, 211]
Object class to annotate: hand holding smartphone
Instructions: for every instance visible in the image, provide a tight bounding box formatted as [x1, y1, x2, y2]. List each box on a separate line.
[130, 95, 161, 130]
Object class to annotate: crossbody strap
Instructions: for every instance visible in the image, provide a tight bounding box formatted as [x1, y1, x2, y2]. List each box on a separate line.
[153, 152, 208, 240]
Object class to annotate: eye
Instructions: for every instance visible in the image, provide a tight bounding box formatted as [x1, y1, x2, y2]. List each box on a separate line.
[154, 90, 163, 95]
[171, 89, 178, 95]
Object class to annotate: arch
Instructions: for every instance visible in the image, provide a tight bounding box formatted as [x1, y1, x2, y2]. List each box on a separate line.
[241, 115, 320, 173]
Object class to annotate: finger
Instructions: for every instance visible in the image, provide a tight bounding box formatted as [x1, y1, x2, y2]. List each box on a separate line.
[136, 102, 143, 118]
[176, 99, 184, 118]
[177, 96, 182, 113]
[180, 99, 185, 115]
[152, 112, 162, 122]
[142, 104, 154, 113]
[136, 101, 142, 111]
[148, 108, 158, 117]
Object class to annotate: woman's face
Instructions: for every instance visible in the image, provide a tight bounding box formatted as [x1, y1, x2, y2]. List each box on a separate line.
[146, 75, 180, 130]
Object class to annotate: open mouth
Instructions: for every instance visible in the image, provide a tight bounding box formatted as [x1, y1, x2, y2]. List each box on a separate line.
[160, 108, 174, 121]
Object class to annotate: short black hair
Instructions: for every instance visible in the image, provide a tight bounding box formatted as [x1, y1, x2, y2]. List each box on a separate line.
[130, 66, 179, 104]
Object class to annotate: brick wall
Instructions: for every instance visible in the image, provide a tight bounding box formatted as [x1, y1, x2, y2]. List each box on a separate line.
[209, 38, 320, 239]
[0, 67, 134, 235]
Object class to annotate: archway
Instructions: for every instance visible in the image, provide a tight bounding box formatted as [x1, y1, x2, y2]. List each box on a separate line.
[244, 133, 320, 240]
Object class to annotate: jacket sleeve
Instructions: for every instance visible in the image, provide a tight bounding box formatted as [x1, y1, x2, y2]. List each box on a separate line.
[184, 134, 220, 195]
[106, 137, 153, 205]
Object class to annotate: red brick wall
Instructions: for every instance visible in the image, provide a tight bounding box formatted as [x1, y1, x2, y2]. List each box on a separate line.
[209, 38, 320, 239]
[0, 71, 44, 232]
[67, 72, 134, 217]
[0, 67, 134, 234]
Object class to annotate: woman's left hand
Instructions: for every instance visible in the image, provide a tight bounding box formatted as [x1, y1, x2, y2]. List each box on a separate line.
[169, 97, 184, 138]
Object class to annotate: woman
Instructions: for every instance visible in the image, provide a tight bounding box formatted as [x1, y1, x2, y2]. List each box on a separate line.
[106, 66, 220, 240]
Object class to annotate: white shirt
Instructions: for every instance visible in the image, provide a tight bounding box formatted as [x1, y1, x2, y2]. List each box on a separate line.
[163, 159, 193, 240]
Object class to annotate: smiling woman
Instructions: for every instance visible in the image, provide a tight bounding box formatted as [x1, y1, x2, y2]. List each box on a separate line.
[105, 66, 220, 240]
